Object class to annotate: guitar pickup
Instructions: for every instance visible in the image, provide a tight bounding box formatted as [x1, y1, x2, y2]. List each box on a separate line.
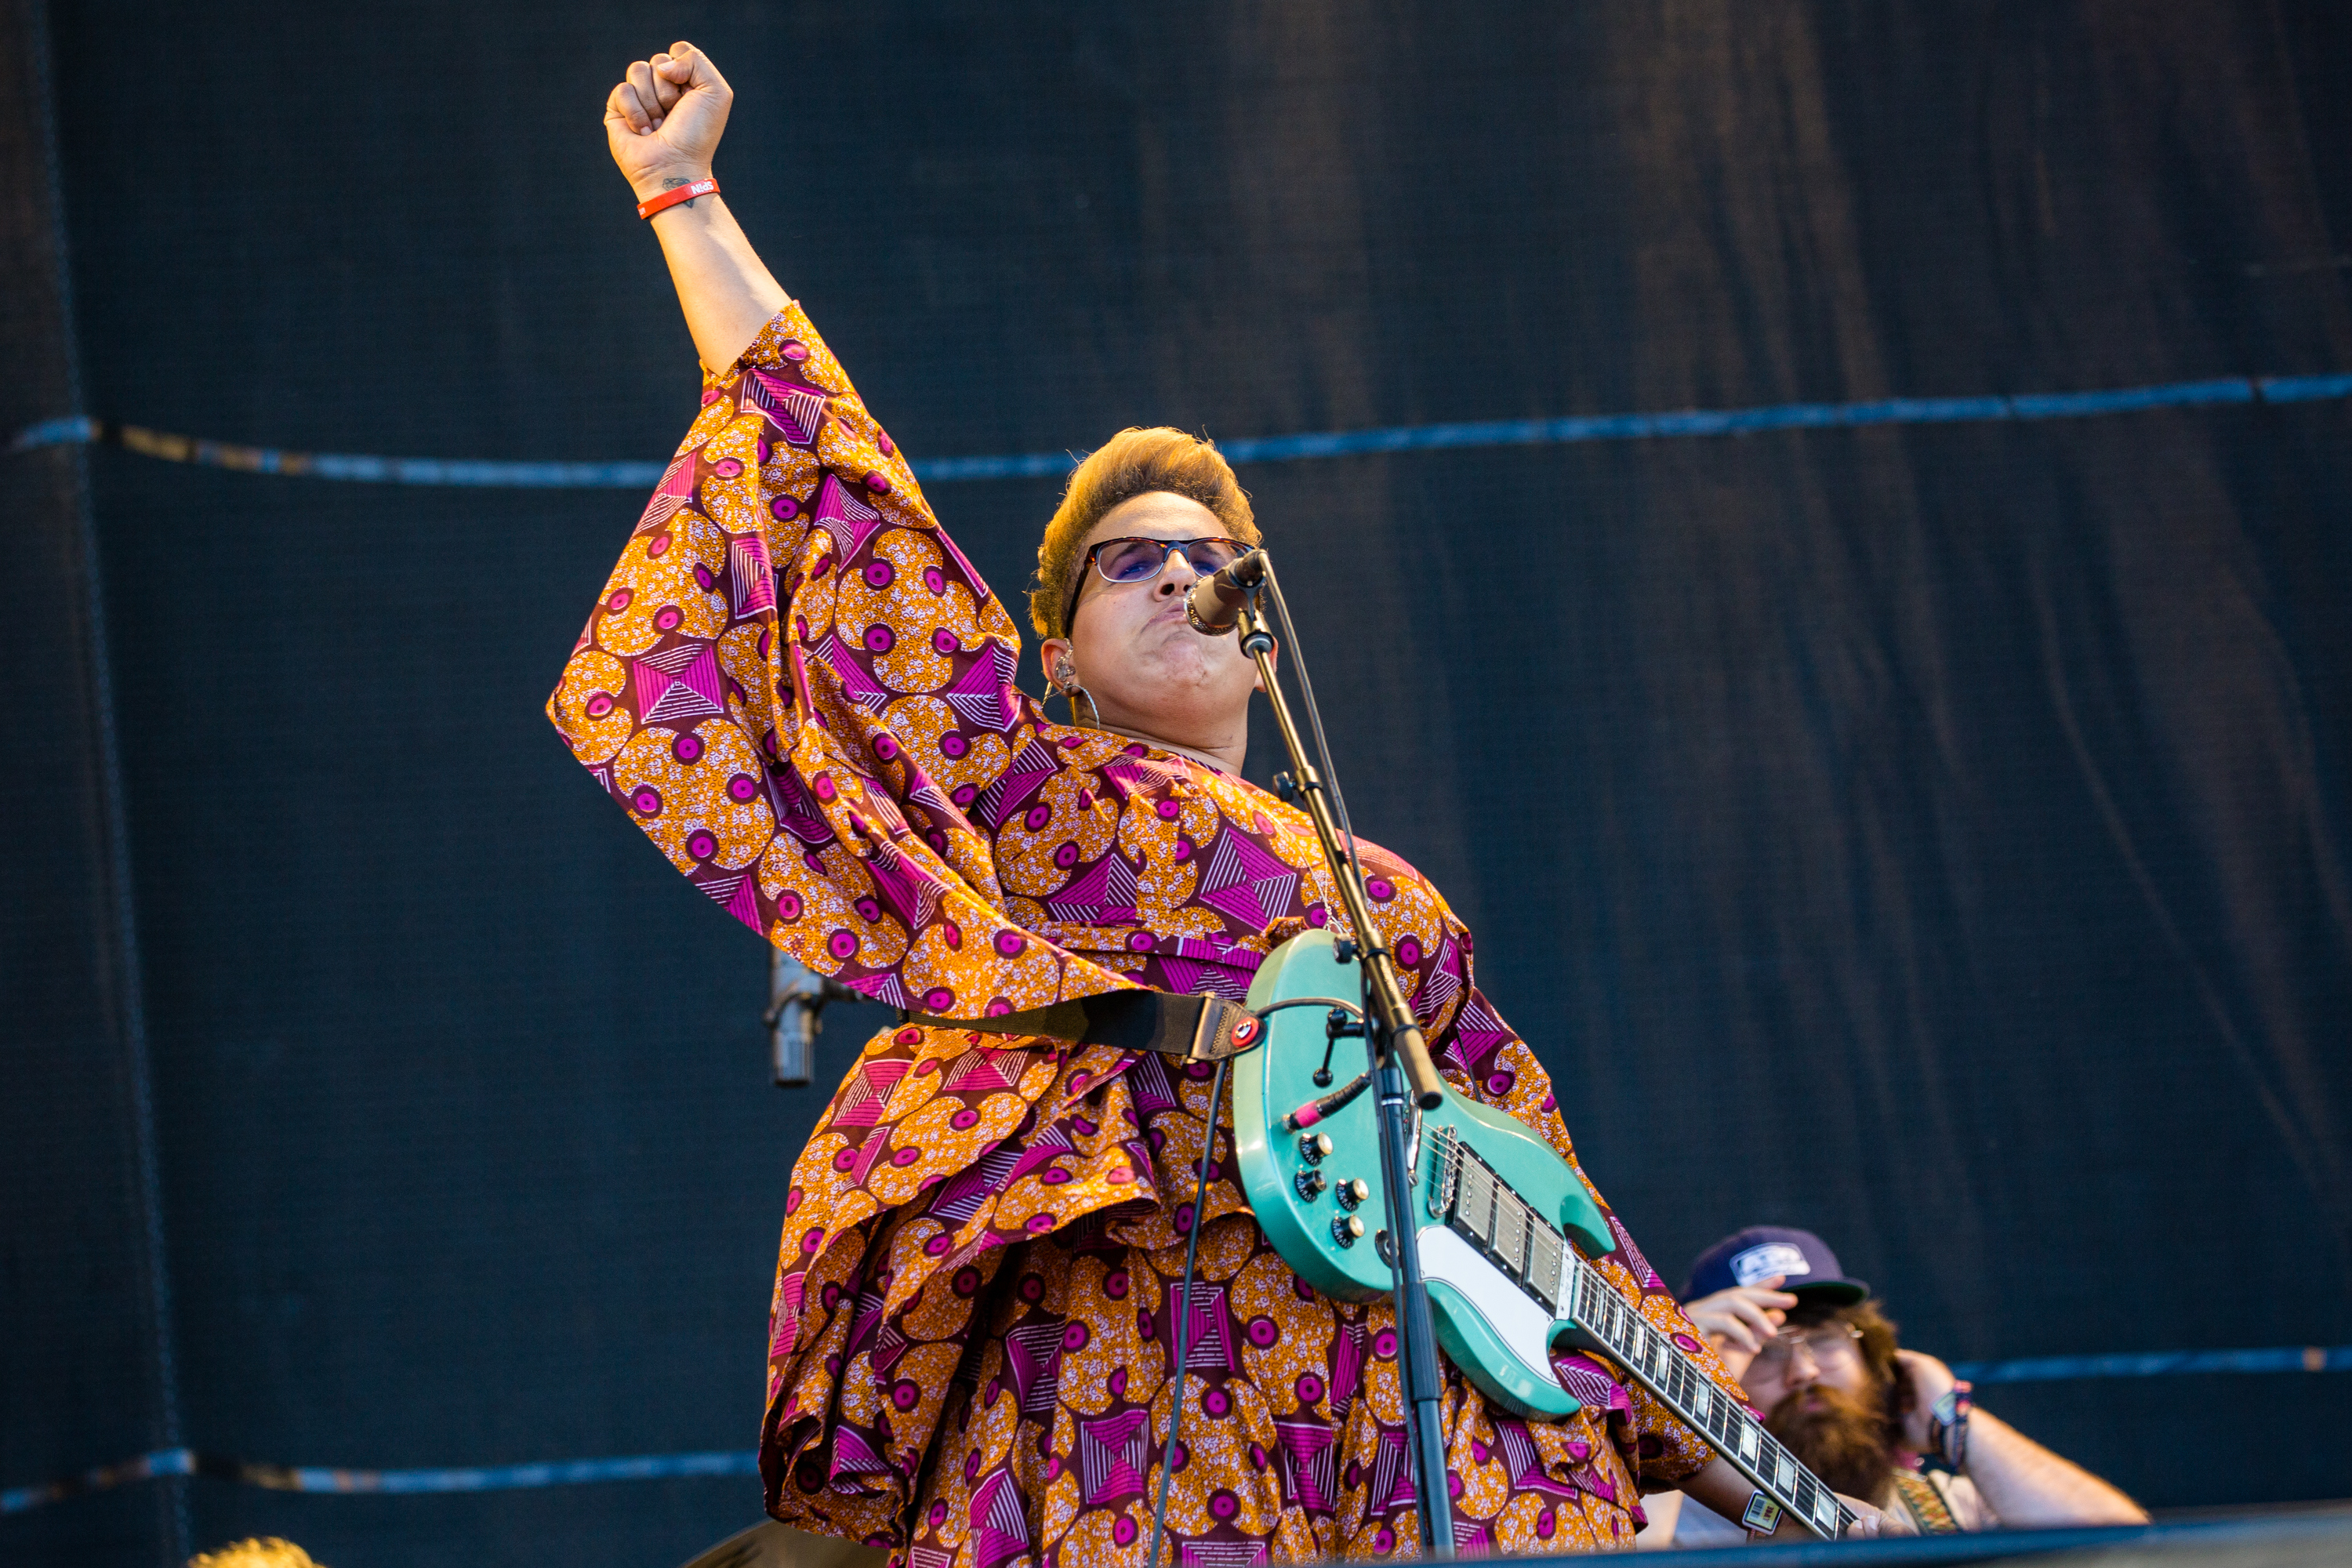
[1453, 1160, 1497, 1246]
[1527, 1225, 1565, 1312]
[1494, 1196, 1530, 1279]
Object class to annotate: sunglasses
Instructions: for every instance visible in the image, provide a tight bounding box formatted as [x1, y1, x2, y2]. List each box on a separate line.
[1062, 535, 1250, 633]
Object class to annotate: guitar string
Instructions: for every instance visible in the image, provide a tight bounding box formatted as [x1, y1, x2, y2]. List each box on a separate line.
[1279, 1044, 1806, 1523]
[1428, 1142, 1849, 1532]
[1370, 1107, 1845, 1528]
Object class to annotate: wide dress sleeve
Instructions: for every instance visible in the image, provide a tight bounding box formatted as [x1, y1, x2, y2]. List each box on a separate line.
[547, 303, 1140, 1018]
[548, 307, 1182, 1549]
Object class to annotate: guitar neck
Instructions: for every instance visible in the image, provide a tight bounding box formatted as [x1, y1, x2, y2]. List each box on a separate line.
[1563, 1260, 1855, 1541]
[1427, 1130, 1854, 1538]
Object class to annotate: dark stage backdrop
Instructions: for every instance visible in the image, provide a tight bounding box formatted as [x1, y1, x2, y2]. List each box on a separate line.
[5, 3, 2349, 1565]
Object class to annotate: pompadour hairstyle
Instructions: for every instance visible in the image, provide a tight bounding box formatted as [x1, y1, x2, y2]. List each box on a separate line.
[1029, 427, 1258, 640]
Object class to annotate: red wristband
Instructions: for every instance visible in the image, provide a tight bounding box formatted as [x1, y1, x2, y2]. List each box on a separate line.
[637, 178, 718, 220]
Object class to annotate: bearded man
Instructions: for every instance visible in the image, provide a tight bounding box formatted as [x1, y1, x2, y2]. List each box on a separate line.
[1639, 1228, 2147, 1544]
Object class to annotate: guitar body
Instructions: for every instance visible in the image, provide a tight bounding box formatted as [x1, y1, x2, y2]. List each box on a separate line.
[1235, 931, 1860, 1539]
[1234, 930, 1613, 1417]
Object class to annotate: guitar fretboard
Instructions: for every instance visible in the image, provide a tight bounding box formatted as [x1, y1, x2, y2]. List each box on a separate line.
[1427, 1128, 1853, 1540]
[1566, 1261, 1853, 1539]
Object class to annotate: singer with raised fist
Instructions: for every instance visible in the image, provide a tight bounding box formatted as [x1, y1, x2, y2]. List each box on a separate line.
[556, 43, 1889, 1562]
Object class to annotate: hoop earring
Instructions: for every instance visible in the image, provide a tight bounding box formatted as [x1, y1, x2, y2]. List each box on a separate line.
[1055, 681, 1102, 728]
[1051, 659, 1102, 728]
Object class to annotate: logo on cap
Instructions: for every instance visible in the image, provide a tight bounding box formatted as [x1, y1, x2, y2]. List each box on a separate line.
[1731, 1241, 1812, 1287]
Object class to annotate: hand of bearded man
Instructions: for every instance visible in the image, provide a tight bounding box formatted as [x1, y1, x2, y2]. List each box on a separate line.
[1680, 1276, 1797, 1381]
[1893, 1347, 1960, 1452]
[1838, 1492, 1915, 1537]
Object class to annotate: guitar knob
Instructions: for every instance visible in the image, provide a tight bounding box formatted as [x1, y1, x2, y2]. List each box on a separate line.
[1298, 1133, 1333, 1163]
[1294, 1169, 1327, 1200]
[1332, 1214, 1365, 1247]
[1334, 1178, 1370, 1210]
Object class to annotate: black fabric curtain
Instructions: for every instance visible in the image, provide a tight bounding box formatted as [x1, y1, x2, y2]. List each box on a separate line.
[5, 4, 2348, 1565]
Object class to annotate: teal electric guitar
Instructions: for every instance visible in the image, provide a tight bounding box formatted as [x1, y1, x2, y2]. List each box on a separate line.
[1234, 931, 1857, 1541]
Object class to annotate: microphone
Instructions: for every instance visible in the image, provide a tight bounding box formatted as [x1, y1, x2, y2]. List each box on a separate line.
[1184, 548, 1267, 635]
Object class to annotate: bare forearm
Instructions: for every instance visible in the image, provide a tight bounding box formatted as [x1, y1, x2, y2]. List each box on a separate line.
[632, 175, 790, 373]
[602, 42, 788, 372]
[1963, 1409, 2147, 1526]
[1679, 1457, 1823, 1542]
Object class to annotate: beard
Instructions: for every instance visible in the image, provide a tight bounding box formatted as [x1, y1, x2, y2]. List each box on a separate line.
[1765, 1381, 1896, 1504]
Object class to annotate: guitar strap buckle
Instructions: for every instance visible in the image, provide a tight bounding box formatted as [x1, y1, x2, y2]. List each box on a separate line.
[1081, 992, 1263, 1062]
[1189, 997, 1264, 1062]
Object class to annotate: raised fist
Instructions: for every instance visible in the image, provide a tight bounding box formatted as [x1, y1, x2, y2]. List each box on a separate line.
[604, 42, 733, 201]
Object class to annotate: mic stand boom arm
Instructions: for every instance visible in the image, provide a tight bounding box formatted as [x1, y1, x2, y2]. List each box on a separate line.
[1225, 569, 1447, 1111]
[1230, 561, 1455, 1557]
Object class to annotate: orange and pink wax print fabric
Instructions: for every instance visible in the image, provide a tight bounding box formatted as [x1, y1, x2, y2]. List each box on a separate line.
[547, 302, 1746, 1561]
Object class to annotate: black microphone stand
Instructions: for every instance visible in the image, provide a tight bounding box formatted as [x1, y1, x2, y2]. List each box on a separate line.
[1215, 555, 1456, 1557]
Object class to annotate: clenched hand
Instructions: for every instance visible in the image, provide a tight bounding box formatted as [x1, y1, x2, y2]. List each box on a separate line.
[604, 42, 734, 202]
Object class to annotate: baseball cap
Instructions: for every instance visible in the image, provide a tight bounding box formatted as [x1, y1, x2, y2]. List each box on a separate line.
[1682, 1226, 1869, 1305]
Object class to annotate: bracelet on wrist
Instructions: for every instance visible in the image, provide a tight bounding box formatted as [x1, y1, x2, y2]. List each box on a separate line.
[637, 177, 718, 220]
[1740, 1490, 1784, 1537]
[1926, 1380, 1973, 1469]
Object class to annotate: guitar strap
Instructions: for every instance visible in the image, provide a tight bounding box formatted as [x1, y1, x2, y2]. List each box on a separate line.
[907, 990, 1262, 1065]
[1887, 1468, 1962, 1534]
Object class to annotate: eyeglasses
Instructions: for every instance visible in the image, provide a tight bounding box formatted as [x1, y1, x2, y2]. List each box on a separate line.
[1749, 1323, 1864, 1376]
[1063, 535, 1250, 633]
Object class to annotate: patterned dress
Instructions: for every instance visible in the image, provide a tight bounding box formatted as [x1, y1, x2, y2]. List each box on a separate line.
[547, 302, 1746, 1562]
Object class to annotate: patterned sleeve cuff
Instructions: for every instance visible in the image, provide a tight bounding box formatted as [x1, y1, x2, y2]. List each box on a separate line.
[702, 303, 807, 387]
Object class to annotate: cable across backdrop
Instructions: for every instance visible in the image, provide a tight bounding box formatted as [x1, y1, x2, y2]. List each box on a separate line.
[5, 2, 2350, 1566]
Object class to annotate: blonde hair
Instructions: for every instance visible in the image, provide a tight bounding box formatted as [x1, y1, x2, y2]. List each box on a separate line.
[189, 1540, 328, 1568]
[1029, 428, 1258, 640]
